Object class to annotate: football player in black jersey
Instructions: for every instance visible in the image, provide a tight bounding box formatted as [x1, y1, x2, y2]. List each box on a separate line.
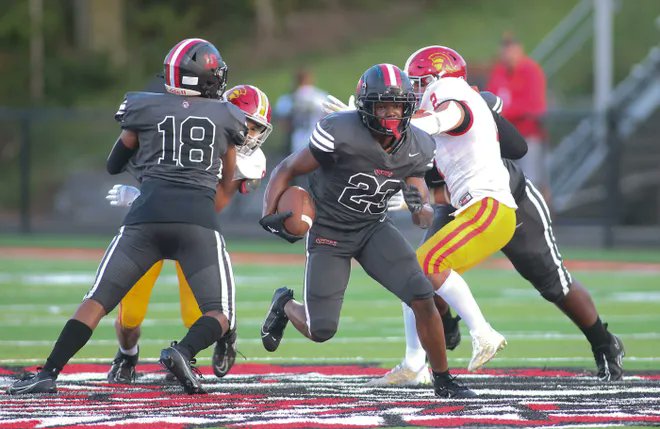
[7, 38, 246, 395]
[258, 64, 476, 398]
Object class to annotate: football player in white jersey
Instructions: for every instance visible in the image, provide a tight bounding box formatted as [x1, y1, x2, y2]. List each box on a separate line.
[380, 46, 624, 385]
[104, 84, 271, 384]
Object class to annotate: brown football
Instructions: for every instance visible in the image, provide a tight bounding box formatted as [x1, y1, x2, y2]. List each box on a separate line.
[277, 186, 315, 236]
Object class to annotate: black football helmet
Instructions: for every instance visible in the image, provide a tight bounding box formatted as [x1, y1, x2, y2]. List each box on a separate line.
[355, 63, 417, 139]
[163, 38, 228, 99]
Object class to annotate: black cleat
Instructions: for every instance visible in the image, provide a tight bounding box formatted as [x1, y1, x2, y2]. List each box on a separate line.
[159, 342, 205, 394]
[593, 329, 625, 381]
[6, 369, 58, 395]
[444, 315, 462, 351]
[107, 349, 138, 384]
[433, 372, 477, 399]
[261, 287, 294, 352]
[213, 328, 237, 378]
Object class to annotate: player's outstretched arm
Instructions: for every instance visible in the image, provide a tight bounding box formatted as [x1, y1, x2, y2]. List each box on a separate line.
[412, 100, 466, 136]
[321, 94, 356, 115]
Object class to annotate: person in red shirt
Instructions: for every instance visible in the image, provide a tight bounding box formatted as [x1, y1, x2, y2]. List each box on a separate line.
[487, 34, 549, 198]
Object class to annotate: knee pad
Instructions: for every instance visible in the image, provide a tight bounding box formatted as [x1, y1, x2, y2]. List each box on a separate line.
[535, 278, 571, 304]
[310, 320, 337, 343]
[404, 272, 435, 302]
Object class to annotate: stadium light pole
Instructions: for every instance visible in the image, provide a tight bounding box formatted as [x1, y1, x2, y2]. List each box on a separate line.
[593, 0, 616, 247]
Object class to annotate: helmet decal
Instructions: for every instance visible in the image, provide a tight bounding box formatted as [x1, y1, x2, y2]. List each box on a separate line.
[379, 63, 402, 87]
[165, 38, 206, 87]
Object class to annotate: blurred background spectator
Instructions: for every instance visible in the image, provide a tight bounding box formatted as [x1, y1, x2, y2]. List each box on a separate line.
[274, 68, 328, 156]
[487, 33, 549, 199]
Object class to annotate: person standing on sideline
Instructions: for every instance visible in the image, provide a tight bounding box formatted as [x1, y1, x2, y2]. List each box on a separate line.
[274, 68, 328, 155]
[487, 34, 549, 199]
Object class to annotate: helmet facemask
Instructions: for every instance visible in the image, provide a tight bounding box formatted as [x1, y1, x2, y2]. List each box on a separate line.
[238, 116, 272, 156]
[358, 91, 417, 140]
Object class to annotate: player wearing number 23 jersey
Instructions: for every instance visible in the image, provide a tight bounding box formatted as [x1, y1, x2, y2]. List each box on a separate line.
[258, 64, 477, 398]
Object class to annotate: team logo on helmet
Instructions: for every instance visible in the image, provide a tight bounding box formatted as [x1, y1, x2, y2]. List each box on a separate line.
[430, 52, 460, 75]
[203, 53, 219, 69]
[226, 86, 248, 102]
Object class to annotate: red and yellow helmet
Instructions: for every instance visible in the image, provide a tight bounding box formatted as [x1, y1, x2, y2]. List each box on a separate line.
[224, 84, 272, 155]
[404, 45, 467, 98]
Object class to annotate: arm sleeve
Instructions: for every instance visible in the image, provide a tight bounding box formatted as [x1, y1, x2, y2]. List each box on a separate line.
[493, 111, 528, 159]
[106, 137, 137, 175]
[308, 116, 339, 167]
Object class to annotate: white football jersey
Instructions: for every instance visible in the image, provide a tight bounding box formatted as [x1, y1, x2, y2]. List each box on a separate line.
[416, 77, 517, 213]
[234, 148, 266, 181]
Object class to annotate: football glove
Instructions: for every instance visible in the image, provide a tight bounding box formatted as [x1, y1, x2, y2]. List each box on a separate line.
[401, 183, 423, 214]
[259, 212, 304, 243]
[106, 184, 140, 207]
[387, 190, 407, 212]
[322, 94, 356, 114]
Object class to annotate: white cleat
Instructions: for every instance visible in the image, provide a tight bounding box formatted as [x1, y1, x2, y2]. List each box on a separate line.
[468, 326, 507, 371]
[365, 363, 432, 386]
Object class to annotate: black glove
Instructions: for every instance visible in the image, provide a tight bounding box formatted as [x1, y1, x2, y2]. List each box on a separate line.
[402, 183, 423, 214]
[259, 211, 304, 243]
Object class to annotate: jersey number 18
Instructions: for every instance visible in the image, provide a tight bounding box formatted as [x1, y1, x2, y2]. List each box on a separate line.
[157, 116, 216, 170]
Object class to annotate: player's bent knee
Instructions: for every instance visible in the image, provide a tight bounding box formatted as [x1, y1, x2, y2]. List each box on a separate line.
[535, 281, 569, 304]
[310, 321, 338, 343]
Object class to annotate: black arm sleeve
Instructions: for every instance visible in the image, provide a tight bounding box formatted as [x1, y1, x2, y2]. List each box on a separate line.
[106, 137, 137, 175]
[492, 111, 528, 160]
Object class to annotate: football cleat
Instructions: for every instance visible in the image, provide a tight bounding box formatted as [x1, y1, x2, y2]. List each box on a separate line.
[261, 287, 294, 352]
[593, 330, 625, 381]
[444, 314, 462, 351]
[365, 363, 432, 386]
[159, 342, 205, 394]
[468, 325, 507, 371]
[213, 328, 237, 378]
[433, 372, 477, 398]
[107, 349, 138, 384]
[6, 368, 58, 395]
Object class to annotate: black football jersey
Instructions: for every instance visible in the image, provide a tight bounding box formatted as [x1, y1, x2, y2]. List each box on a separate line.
[308, 111, 435, 231]
[114, 92, 247, 228]
[503, 158, 526, 203]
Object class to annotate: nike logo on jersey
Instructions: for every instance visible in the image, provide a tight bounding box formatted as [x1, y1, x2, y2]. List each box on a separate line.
[408, 152, 420, 157]
[516, 222, 523, 229]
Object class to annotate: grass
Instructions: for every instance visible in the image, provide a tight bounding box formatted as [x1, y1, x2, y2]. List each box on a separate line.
[0, 238, 658, 374]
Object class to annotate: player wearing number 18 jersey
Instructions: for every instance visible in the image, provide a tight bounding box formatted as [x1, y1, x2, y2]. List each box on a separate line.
[7, 38, 245, 396]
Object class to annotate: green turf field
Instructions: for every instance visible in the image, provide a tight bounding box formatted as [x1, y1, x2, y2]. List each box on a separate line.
[0, 238, 658, 374]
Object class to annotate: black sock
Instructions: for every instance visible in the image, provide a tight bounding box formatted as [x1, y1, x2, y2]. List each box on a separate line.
[441, 308, 454, 324]
[42, 319, 93, 375]
[176, 316, 223, 360]
[580, 317, 610, 349]
[432, 370, 451, 380]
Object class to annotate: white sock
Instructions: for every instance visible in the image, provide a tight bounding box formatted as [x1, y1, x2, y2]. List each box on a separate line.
[119, 344, 138, 356]
[435, 270, 489, 334]
[401, 302, 426, 372]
